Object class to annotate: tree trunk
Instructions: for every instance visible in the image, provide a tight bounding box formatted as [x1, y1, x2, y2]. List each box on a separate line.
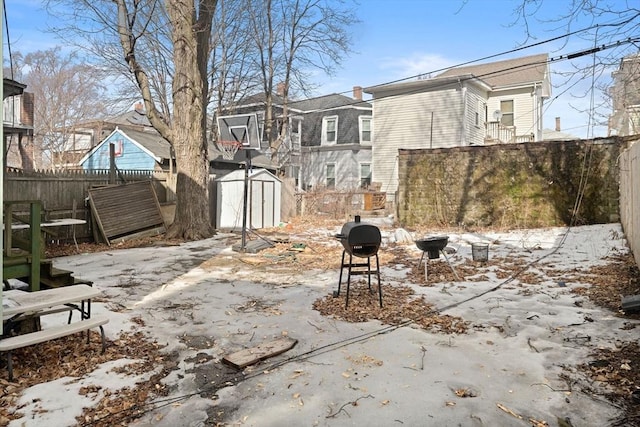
[165, 0, 215, 240]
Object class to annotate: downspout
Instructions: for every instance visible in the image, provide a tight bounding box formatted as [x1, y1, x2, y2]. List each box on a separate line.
[460, 78, 467, 146]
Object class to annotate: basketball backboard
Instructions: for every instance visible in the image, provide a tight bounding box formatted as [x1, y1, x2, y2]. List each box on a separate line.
[217, 113, 261, 151]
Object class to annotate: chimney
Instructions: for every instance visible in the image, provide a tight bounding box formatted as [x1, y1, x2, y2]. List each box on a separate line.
[135, 101, 144, 112]
[353, 86, 363, 101]
[21, 92, 34, 127]
[555, 117, 561, 132]
[276, 82, 286, 97]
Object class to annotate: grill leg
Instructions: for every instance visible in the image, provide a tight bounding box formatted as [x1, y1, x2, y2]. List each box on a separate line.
[335, 250, 347, 297]
[375, 253, 382, 307]
[367, 256, 372, 291]
[345, 253, 353, 308]
[440, 250, 460, 281]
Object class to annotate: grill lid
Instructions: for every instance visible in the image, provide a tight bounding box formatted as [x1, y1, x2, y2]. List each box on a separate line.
[336, 215, 381, 257]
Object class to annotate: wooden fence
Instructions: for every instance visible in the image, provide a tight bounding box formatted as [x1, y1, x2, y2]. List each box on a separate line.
[620, 139, 640, 267]
[4, 168, 175, 242]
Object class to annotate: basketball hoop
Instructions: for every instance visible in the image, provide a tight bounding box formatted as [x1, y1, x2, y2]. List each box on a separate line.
[217, 140, 242, 160]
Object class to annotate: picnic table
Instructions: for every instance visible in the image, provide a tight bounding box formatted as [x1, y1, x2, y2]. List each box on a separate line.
[1, 284, 108, 380]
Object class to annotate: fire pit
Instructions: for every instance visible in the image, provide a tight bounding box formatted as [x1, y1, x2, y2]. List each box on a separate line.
[334, 215, 383, 308]
[415, 235, 460, 281]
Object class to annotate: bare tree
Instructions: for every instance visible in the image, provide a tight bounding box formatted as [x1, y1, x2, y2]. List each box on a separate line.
[47, 0, 217, 240]
[9, 48, 110, 169]
[208, 0, 263, 137]
[247, 0, 358, 157]
[512, 1, 640, 136]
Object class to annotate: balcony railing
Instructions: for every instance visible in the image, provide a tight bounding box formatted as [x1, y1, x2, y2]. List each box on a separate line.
[485, 121, 534, 144]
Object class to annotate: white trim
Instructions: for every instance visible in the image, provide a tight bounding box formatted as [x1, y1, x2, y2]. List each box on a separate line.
[325, 162, 336, 188]
[359, 162, 372, 188]
[322, 116, 339, 145]
[78, 127, 162, 165]
[359, 115, 372, 144]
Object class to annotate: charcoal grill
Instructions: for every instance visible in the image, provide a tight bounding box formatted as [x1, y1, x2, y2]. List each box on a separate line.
[334, 215, 383, 308]
[415, 235, 460, 281]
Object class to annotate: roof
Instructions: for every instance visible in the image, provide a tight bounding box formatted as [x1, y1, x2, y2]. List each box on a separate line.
[106, 108, 153, 128]
[3, 78, 27, 99]
[121, 127, 172, 159]
[542, 128, 578, 141]
[217, 168, 281, 182]
[289, 93, 371, 112]
[78, 127, 171, 165]
[230, 92, 371, 113]
[364, 74, 491, 95]
[437, 53, 549, 88]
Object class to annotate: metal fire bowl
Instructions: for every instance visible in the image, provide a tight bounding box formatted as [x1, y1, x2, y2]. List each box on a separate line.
[415, 236, 449, 257]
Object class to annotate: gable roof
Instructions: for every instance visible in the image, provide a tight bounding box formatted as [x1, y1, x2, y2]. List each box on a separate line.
[78, 127, 171, 165]
[364, 74, 491, 95]
[122, 127, 172, 159]
[437, 53, 549, 89]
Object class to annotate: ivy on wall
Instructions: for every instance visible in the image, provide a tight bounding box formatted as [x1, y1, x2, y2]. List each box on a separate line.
[397, 138, 628, 229]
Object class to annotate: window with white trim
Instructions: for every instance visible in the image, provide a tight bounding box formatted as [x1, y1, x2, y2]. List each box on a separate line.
[500, 100, 514, 127]
[360, 163, 371, 188]
[326, 163, 336, 188]
[322, 116, 338, 144]
[359, 116, 372, 143]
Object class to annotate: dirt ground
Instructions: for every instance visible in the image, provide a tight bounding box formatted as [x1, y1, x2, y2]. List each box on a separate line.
[2, 217, 640, 426]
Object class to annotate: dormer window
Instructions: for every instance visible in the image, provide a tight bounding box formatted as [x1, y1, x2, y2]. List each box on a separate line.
[322, 116, 338, 145]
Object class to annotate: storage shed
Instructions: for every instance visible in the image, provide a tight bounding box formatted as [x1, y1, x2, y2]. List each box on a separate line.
[216, 168, 281, 231]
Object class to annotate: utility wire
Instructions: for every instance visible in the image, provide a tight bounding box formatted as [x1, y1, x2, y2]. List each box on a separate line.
[287, 36, 638, 119]
[3, 0, 14, 79]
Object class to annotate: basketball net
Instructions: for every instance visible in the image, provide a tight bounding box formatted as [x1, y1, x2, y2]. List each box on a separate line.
[217, 140, 242, 160]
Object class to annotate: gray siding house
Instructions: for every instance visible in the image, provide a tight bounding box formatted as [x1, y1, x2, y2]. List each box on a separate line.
[221, 87, 373, 191]
[290, 89, 373, 190]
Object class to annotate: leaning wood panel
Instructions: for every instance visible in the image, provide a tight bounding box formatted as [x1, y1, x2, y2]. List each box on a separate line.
[88, 181, 166, 244]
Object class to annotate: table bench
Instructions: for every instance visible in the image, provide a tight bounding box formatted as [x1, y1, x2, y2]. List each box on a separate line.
[1, 284, 108, 381]
[0, 315, 109, 380]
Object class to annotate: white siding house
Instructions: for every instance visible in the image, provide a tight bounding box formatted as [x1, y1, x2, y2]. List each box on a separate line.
[364, 53, 551, 201]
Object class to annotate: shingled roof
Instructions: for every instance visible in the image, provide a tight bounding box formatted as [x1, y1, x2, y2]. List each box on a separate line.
[289, 93, 371, 112]
[437, 53, 549, 88]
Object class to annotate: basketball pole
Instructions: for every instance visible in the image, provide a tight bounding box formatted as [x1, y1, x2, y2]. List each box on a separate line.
[241, 148, 251, 252]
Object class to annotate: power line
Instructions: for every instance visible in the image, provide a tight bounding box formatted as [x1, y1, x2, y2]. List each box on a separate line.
[3, 0, 14, 79]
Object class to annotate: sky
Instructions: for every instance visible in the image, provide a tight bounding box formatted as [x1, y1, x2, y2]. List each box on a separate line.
[2, 0, 638, 139]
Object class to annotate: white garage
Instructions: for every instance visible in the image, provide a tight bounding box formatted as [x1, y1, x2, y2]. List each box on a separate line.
[216, 168, 282, 231]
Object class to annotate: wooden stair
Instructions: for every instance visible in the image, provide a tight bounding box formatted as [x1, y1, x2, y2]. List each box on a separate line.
[39, 260, 93, 289]
[4, 258, 92, 290]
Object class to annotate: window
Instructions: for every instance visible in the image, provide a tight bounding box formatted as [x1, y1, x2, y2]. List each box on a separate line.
[322, 116, 338, 144]
[360, 163, 372, 188]
[326, 163, 336, 188]
[359, 116, 372, 143]
[500, 100, 514, 127]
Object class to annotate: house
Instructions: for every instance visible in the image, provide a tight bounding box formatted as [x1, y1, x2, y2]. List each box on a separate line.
[608, 53, 640, 137]
[221, 86, 373, 191]
[542, 117, 578, 141]
[364, 53, 551, 202]
[78, 127, 173, 171]
[3, 79, 36, 170]
[290, 88, 373, 191]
